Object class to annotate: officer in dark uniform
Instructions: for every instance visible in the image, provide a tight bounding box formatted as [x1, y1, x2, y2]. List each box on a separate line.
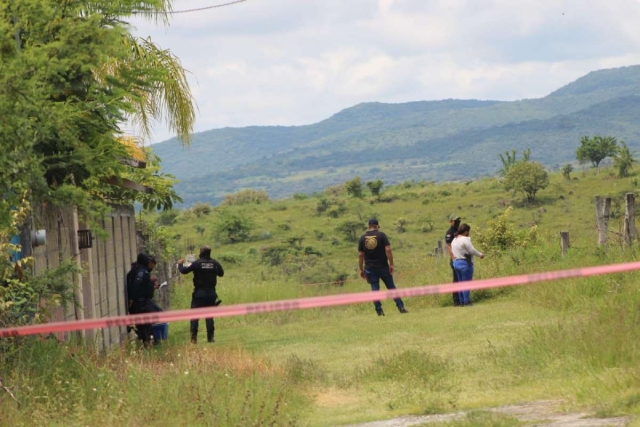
[178, 245, 224, 344]
[445, 214, 462, 306]
[126, 253, 159, 346]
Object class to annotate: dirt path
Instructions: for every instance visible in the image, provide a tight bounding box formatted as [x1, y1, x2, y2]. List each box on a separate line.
[344, 400, 630, 427]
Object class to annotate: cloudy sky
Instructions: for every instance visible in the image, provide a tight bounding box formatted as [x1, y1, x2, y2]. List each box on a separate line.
[131, 0, 640, 143]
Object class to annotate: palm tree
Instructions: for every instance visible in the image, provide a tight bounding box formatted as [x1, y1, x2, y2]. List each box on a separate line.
[91, 1, 196, 145]
[613, 141, 636, 177]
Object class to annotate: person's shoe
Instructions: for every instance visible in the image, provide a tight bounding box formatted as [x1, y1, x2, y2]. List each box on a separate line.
[399, 307, 409, 314]
[214, 299, 222, 306]
[207, 338, 215, 343]
[376, 309, 385, 316]
[191, 337, 197, 344]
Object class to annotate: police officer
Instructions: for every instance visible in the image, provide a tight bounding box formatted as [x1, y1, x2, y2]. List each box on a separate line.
[445, 214, 462, 306]
[178, 245, 224, 344]
[358, 218, 408, 316]
[126, 253, 159, 346]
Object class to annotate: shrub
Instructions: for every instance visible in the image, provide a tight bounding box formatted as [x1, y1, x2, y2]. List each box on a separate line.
[157, 209, 179, 226]
[503, 161, 549, 201]
[220, 189, 269, 206]
[292, 193, 307, 200]
[212, 208, 255, 243]
[474, 207, 537, 251]
[394, 218, 409, 233]
[366, 179, 384, 196]
[191, 203, 212, 218]
[345, 177, 364, 198]
[336, 220, 364, 241]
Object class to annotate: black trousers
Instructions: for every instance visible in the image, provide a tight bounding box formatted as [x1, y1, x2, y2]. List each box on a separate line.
[130, 299, 162, 344]
[190, 289, 217, 342]
[450, 260, 461, 306]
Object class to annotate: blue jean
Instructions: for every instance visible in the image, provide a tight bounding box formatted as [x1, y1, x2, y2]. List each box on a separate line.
[365, 267, 405, 312]
[452, 260, 474, 305]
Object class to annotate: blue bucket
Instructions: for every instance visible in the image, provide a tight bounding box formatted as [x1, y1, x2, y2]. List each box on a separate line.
[152, 323, 168, 342]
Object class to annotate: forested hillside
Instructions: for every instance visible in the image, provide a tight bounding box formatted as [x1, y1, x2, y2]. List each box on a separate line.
[152, 65, 640, 205]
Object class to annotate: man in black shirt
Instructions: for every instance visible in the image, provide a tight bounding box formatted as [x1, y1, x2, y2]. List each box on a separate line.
[445, 214, 462, 306]
[126, 253, 161, 346]
[358, 219, 408, 316]
[178, 245, 224, 343]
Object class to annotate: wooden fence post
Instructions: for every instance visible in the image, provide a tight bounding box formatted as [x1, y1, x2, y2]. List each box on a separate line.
[560, 231, 570, 256]
[624, 192, 637, 245]
[595, 196, 611, 246]
[437, 240, 443, 258]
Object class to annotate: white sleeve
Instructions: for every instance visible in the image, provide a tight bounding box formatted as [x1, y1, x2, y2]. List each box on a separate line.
[464, 238, 483, 257]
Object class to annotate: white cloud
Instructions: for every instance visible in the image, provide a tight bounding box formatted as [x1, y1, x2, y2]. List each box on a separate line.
[129, 0, 640, 143]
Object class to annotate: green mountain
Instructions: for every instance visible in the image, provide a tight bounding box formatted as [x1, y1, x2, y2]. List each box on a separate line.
[152, 65, 640, 206]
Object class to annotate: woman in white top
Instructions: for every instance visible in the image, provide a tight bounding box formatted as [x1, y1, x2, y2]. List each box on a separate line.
[451, 223, 484, 306]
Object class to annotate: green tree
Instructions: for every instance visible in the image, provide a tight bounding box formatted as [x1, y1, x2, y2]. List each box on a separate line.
[498, 148, 530, 176]
[336, 220, 364, 242]
[366, 180, 384, 196]
[613, 141, 636, 178]
[192, 203, 212, 218]
[503, 161, 549, 201]
[561, 164, 573, 180]
[345, 177, 364, 198]
[213, 209, 255, 243]
[576, 136, 618, 170]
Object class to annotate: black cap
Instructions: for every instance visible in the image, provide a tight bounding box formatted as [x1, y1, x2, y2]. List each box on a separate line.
[368, 218, 379, 225]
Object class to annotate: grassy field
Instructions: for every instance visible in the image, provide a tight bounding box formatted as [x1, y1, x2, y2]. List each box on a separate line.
[3, 166, 640, 426]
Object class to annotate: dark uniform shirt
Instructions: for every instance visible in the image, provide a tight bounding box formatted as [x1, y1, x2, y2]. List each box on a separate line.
[445, 226, 458, 247]
[358, 230, 391, 269]
[127, 264, 154, 300]
[178, 257, 224, 290]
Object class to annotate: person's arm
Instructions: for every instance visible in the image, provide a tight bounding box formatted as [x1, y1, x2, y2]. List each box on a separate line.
[446, 243, 454, 261]
[177, 259, 196, 274]
[358, 251, 365, 278]
[385, 246, 394, 275]
[445, 231, 455, 261]
[214, 260, 224, 277]
[464, 238, 484, 258]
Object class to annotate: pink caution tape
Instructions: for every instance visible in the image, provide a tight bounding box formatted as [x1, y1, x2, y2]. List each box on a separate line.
[1, 261, 639, 338]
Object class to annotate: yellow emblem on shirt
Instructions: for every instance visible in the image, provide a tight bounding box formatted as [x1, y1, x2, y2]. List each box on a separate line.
[364, 236, 378, 250]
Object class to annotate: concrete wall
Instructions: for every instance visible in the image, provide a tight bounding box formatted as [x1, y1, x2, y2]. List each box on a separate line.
[29, 203, 138, 351]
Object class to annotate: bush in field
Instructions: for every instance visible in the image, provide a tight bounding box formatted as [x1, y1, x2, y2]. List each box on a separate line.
[191, 203, 212, 218]
[212, 208, 255, 243]
[336, 220, 364, 241]
[221, 189, 270, 206]
[345, 177, 364, 198]
[366, 179, 384, 196]
[316, 198, 346, 217]
[157, 209, 179, 226]
[474, 207, 537, 251]
[503, 161, 549, 201]
[394, 218, 409, 233]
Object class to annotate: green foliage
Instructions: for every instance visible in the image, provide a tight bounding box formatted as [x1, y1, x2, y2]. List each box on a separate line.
[613, 140, 636, 178]
[576, 135, 619, 169]
[394, 218, 410, 233]
[503, 161, 549, 201]
[137, 218, 178, 260]
[193, 225, 206, 237]
[191, 203, 212, 218]
[366, 179, 384, 196]
[345, 176, 364, 198]
[156, 209, 179, 226]
[474, 207, 537, 251]
[212, 208, 255, 243]
[221, 189, 270, 206]
[498, 148, 530, 176]
[316, 198, 346, 217]
[336, 220, 364, 241]
[561, 163, 573, 180]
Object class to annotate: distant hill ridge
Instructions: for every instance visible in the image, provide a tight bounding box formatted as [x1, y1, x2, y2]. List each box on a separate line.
[152, 65, 640, 206]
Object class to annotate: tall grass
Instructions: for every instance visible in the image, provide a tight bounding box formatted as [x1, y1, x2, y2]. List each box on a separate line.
[0, 340, 308, 426]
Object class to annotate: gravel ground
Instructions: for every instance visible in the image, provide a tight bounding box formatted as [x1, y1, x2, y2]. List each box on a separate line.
[344, 400, 630, 427]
